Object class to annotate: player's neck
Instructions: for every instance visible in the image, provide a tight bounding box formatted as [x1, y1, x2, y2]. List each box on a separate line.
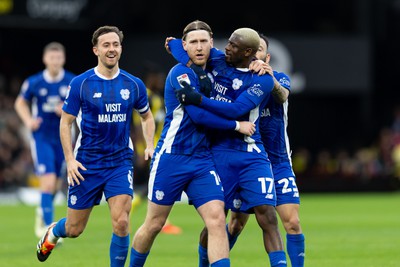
[97, 64, 119, 79]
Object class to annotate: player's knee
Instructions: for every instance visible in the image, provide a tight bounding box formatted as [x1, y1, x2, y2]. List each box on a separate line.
[113, 217, 130, 235]
[205, 213, 226, 230]
[283, 216, 301, 234]
[66, 225, 84, 238]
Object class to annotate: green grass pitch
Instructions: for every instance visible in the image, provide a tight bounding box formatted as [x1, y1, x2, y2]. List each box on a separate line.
[1, 192, 399, 266]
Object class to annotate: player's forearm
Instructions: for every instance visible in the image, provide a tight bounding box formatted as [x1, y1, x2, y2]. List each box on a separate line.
[140, 112, 155, 149]
[200, 96, 254, 119]
[186, 105, 236, 130]
[59, 114, 75, 162]
[14, 97, 32, 127]
[271, 79, 289, 104]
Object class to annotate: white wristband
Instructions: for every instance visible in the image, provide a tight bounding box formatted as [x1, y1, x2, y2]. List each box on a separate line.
[235, 121, 240, 131]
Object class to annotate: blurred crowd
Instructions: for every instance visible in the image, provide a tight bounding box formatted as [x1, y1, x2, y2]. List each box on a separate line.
[0, 74, 35, 190]
[1, 72, 400, 191]
[292, 108, 400, 190]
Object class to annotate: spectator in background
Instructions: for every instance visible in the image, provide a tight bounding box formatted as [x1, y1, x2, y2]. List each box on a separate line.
[14, 42, 75, 238]
[131, 61, 182, 234]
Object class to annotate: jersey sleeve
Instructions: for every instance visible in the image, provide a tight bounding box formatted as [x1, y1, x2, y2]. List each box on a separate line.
[200, 75, 274, 119]
[185, 105, 236, 130]
[168, 39, 190, 65]
[133, 77, 150, 114]
[274, 71, 291, 91]
[62, 78, 81, 116]
[20, 78, 34, 101]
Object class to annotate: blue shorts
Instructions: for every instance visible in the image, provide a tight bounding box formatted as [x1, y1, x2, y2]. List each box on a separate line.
[212, 149, 276, 213]
[67, 164, 133, 209]
[272, 161, 300, 206]
[31, 138, 65, 178]
[147, 152, 225, 209]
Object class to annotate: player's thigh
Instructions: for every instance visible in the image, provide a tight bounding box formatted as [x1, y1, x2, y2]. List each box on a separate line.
[197, 199, 226, 227]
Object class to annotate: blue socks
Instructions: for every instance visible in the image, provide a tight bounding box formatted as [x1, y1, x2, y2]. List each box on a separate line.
[269, 251, 287, 267]
[41, 192, 53, 226]
[210, 258, 230, 267]
[198, 245, 209, 267]
[52, 218, 67, 238]
[198, 224, 239, 267]
[129, 247, 149, 267]
[226, 224, 239, 250]
[287, 233, 305, 267]
[110, 233, 130, 267]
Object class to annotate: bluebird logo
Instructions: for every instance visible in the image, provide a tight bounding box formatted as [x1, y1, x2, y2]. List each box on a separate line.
[155, 190, 164, 201]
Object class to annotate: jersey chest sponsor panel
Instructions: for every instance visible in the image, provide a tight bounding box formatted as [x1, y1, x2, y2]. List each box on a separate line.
[64, 69, 149, 169]
[23, 70, 74, 140]
[207, 55, 271, 152]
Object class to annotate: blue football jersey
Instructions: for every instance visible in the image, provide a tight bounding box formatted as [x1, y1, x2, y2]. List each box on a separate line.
[203, 48, 275, 152]
[20, 69, 75, 141]
[260, 71, 292, 164]
[157, 63, 240, 155]
[62, 67, 149, 169]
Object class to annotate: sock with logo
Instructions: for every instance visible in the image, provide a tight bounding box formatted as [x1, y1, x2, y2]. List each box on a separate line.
[269, 250, 287, 267]
[109, 233, 130, 267]
[287, 233, 305, 267]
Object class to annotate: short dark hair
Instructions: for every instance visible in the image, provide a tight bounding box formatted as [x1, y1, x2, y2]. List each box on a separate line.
[182, 20, 213, 40]
[43, 42, 65, 55]
[92, 25, 124, 46]
[259, 33, 269, 49]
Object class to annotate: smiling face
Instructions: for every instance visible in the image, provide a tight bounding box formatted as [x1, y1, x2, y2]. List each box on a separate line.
[93, 32, 122, 70]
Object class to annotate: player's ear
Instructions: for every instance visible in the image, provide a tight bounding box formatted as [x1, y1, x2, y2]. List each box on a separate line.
[93, 46, 98, 56]
[182, 40, 188, 52]
[210, 38, 214, 48]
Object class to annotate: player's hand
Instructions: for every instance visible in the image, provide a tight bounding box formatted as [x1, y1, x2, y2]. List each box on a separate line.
[28, 117, 42, 131]
[165, 37, 175, 54]
[54, 102, 63, 117]
[66, 159, 87, 186]
[175, 81, 202, 105]
[249, 60, 272, 76]
[190, 64, 212, 97]
[237, 121, 256, 136]
[144, 146, 154, 160]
